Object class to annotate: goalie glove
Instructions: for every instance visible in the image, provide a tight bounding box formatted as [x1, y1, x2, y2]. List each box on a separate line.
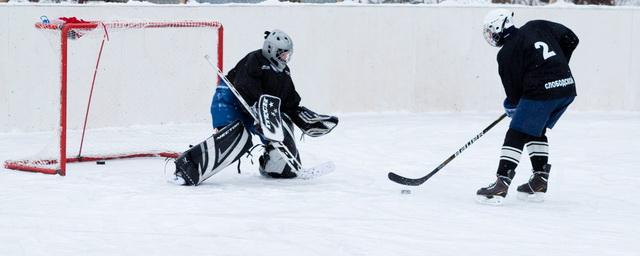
[290, 106, 338, 137]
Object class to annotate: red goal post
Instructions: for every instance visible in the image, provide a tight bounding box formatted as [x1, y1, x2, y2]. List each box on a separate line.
[4, 20, 224, 176]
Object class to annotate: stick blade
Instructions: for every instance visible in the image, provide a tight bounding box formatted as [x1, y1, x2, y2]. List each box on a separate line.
[387, 172, 426, 186]
[296, 161, 335, 179]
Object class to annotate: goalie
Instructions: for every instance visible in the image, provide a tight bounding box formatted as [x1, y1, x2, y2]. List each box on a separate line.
[172, 29, 338, 185]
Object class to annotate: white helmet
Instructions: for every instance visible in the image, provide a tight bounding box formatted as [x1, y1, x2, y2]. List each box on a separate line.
[483, 9, 515, 47]
[262, 30, 293, 72]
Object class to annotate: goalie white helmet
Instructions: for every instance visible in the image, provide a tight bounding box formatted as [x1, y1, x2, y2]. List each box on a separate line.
[483, 9, 515, 47]
[262, 30, 293, 72]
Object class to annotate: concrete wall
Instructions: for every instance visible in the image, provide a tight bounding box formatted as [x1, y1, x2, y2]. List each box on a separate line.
[1, 4, 638, 132]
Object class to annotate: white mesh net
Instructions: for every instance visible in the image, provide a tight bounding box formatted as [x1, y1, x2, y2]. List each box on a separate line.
[6, 19, 223, 175]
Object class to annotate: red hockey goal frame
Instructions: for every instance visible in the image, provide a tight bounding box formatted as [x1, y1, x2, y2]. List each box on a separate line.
[4, 20, 224, 176]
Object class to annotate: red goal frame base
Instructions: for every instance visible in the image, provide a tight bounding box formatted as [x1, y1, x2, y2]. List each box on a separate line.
[5, 152, 181, 175]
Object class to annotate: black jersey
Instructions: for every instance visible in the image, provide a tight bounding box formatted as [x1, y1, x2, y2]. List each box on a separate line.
[497, 20, 579, 105]
[226, 49, 301, 118]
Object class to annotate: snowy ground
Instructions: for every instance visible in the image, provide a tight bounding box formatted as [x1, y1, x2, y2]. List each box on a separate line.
[1, 112, 639, 256]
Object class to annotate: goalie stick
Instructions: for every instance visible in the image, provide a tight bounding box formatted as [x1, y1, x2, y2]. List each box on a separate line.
[204, 55, 334, 179]
[388, 113, 507, 186]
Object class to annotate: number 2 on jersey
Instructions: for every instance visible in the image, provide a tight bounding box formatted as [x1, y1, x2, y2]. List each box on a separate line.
[534, 41, 556, 60]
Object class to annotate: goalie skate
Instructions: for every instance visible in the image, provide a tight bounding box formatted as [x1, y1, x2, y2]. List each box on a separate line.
[167, 171, 187, 185]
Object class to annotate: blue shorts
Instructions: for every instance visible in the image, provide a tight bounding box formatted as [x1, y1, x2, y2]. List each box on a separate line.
[210, 82, 255, 132]
[510, 96, 575, 137]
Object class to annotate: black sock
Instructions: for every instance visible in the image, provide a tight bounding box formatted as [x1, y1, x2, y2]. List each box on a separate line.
[526, 135, 549, 173]
[497, 128, 529, 177]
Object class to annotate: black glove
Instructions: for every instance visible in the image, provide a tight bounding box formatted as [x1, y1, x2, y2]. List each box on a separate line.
[290, 106, 338, 137]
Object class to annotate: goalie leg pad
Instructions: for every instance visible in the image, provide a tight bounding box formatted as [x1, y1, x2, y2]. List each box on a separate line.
[259, 115, 300, 179]
[174, 120, 253, 185]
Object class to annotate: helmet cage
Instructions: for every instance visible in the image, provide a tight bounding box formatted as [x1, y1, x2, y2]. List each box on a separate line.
[482, 9, 513, 47]
[276, 49, 291, 63]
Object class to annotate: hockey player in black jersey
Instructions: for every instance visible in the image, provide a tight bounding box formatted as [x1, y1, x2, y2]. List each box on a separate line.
[476, 9, 579, 204]
[171, 30, 338, 185]
[208, 30, 338, 180]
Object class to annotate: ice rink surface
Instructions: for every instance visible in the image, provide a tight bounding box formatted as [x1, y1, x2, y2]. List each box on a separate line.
[1, 112, 639, 256]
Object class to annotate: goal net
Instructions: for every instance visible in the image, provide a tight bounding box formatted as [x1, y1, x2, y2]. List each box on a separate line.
[4, 18, 223, 176]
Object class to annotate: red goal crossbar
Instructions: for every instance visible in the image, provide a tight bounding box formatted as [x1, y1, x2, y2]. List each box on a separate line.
[4, 20, 224, 176]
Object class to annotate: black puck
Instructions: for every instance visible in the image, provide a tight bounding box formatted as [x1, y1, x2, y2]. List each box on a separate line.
[96, 161, 106, 165]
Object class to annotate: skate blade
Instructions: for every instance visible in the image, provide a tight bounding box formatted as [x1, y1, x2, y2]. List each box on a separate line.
[517, 192, 545, 202]
[476, 195, 505, 206]
[167, 175, 187, 185]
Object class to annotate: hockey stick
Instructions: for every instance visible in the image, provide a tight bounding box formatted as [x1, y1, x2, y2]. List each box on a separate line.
[388, 113, 507, 186]
[204, 55, 333, 178]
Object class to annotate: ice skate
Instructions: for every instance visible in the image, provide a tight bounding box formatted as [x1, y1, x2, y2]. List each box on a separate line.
[517, 164, 551, 202]
[476, 170, 514, 206]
